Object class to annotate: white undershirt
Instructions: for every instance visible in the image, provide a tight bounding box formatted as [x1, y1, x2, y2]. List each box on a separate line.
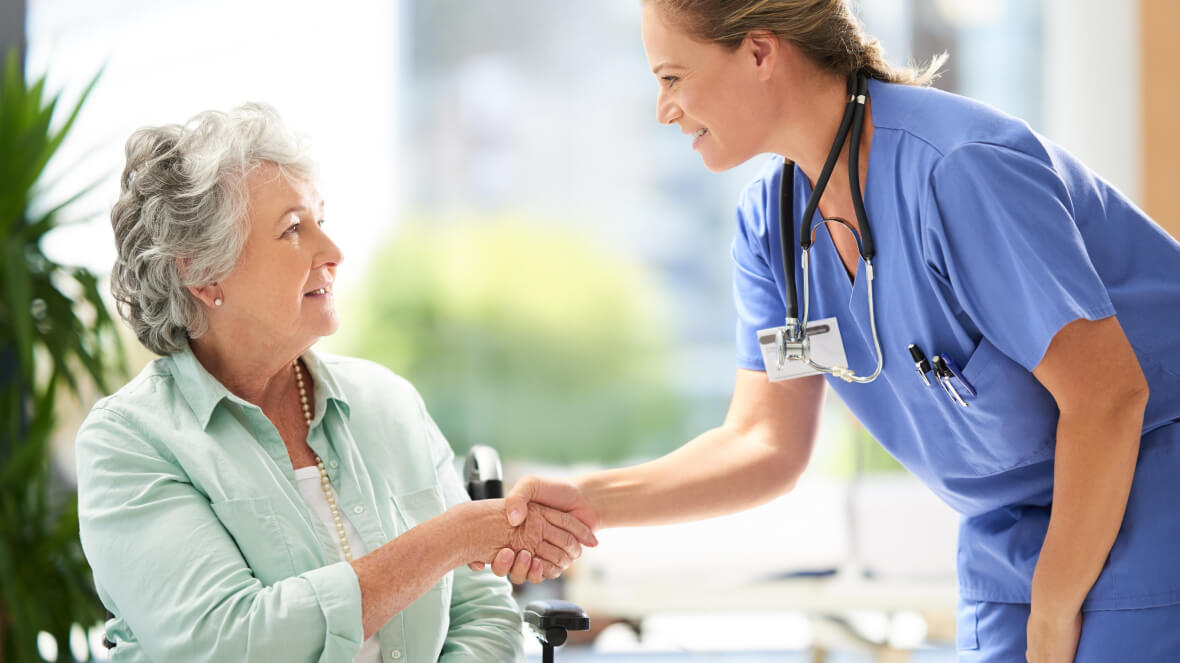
[294, 466, 381, 663]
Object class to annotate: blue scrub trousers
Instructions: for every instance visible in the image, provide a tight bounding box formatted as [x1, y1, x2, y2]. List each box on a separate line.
[956, 600, 1180, 661]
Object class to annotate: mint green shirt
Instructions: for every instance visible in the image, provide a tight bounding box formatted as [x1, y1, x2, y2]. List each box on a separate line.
[76, 347, 525, 663]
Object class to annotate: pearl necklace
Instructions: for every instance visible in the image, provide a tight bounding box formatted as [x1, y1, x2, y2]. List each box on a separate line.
[294, 359, 352, 561]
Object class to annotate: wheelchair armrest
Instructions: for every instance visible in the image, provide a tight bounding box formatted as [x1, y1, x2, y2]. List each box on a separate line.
[466, 448, 593, 654]
[524, 599, 590, 647]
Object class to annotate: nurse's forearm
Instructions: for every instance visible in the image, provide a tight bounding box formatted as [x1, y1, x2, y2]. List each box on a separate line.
[576, 372, 824, 529]
[578, 423, 811, 529]
[1031, 393, 1146, 618]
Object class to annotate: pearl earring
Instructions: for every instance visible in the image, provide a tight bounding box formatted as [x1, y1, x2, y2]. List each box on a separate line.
[214, 298, 223, 307]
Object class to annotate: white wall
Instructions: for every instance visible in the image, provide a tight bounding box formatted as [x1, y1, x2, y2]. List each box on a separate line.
[27, 0, 404, 290]
[1044, 0, 1140, 201]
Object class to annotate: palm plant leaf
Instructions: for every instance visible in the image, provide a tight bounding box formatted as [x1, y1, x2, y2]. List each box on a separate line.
[24, 172, 110, 239]
[0, 45, 120, 663]
[0, 240, 34, 395]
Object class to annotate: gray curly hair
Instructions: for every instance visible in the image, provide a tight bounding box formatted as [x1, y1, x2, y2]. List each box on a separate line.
[109, 103, 317, 355]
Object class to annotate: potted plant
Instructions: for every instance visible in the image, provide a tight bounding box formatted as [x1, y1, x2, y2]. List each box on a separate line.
[0, 48, 123, 663]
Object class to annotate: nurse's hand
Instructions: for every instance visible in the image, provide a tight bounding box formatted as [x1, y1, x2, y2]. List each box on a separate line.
[1025, 608, 1081, 663]
[505, 476, 601, 532]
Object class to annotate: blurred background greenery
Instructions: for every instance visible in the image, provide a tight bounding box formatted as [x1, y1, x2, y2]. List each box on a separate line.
[328, 218, 687, 464]
[326, 215, 903, 471]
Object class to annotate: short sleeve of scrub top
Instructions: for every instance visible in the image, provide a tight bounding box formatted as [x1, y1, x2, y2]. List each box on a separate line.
[923, 142, 1116, 371]
[733, 160, 788, 370]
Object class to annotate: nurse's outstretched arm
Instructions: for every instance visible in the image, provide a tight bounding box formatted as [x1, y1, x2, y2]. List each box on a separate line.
[1026, 315, 1148, 663]
[491, 369, 825, 583]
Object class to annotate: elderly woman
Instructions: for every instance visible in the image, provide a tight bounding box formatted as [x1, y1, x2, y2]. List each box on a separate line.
[76, 103, 594, 663]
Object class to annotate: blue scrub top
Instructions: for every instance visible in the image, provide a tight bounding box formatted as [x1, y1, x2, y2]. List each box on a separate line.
[732, 79, 1180, 610]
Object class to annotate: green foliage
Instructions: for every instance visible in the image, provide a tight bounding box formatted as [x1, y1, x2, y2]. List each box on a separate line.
[0, 48, 122, 662]
[334, 219, 686, 464]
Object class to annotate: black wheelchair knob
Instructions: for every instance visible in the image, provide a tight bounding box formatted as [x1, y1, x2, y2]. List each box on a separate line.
[465, 478, 503, 501]
[524, 599, 590, 641]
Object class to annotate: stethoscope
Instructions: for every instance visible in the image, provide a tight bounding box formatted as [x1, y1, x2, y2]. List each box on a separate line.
[775, 71, 884, 383]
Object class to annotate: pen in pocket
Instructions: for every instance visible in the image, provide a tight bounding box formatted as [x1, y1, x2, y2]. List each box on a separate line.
[931, 355, 968, 407]
[907, 343, 933, 386]
[937, 353, 977, 398]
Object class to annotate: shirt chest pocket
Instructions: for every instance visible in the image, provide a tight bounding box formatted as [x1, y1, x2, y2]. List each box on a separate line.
[390, 486, 448, 532]
[209, 497, 297, 585]
[388, 487, 455, 653]
[929, 337, 1059, 475]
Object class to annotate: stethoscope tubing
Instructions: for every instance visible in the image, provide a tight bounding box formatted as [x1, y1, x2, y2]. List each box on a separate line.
[782, 76, 859, 322]
[779, 72, 884, 384]
[846, 73, 875, 259]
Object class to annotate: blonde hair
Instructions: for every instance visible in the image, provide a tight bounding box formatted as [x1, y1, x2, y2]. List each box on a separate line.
[646, 0, 946, 86]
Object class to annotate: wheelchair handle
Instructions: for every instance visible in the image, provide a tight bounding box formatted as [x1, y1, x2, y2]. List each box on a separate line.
[464, 444, 503, 500]
[465, 450, 592, 662]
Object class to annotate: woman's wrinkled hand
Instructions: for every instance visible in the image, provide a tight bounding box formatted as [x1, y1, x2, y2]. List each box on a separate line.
[465, 499, 596, 583]
[478, 476, 601, 584]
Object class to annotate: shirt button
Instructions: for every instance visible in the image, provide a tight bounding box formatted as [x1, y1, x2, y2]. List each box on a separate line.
[390, 651, 402, 660]
[329, 459, 339, 469]
[353, 505, 364, 515]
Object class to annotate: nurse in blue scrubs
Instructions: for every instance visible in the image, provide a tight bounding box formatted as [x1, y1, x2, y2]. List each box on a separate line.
[488, 1, 1180, 660]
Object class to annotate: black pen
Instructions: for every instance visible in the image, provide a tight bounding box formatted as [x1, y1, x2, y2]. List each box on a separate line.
[907, 343, 933, 386]
[931, 355, 968, 407]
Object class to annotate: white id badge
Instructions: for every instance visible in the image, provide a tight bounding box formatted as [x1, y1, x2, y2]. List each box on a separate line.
[757, 317, 850, 382]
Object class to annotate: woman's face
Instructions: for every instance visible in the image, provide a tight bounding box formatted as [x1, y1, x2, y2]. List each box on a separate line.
[213, 163, 342, 352]
[641, 3, 773, 172]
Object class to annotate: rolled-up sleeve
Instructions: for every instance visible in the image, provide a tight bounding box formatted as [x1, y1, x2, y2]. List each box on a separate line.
[419, 398, 525, 662]
[439, 564, 525, 663]
[76, 407, 364, 663]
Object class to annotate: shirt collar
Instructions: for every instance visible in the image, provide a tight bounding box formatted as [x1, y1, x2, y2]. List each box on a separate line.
[300, 348, 352, 422]
[865, 77, 900, 130]
[167, 344, 352, 430]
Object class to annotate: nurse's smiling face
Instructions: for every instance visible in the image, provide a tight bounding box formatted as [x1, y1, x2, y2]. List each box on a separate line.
[641, 2, 777, 172]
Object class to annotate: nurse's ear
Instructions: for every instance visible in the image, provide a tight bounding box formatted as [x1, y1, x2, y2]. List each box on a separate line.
[744, 29, 781, 81]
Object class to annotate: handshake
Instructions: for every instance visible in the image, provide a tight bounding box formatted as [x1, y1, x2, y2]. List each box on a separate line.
[462, 477, 600, 584]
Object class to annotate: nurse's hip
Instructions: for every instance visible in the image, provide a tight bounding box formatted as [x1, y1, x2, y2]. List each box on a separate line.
[955, 599, 1180, 662]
